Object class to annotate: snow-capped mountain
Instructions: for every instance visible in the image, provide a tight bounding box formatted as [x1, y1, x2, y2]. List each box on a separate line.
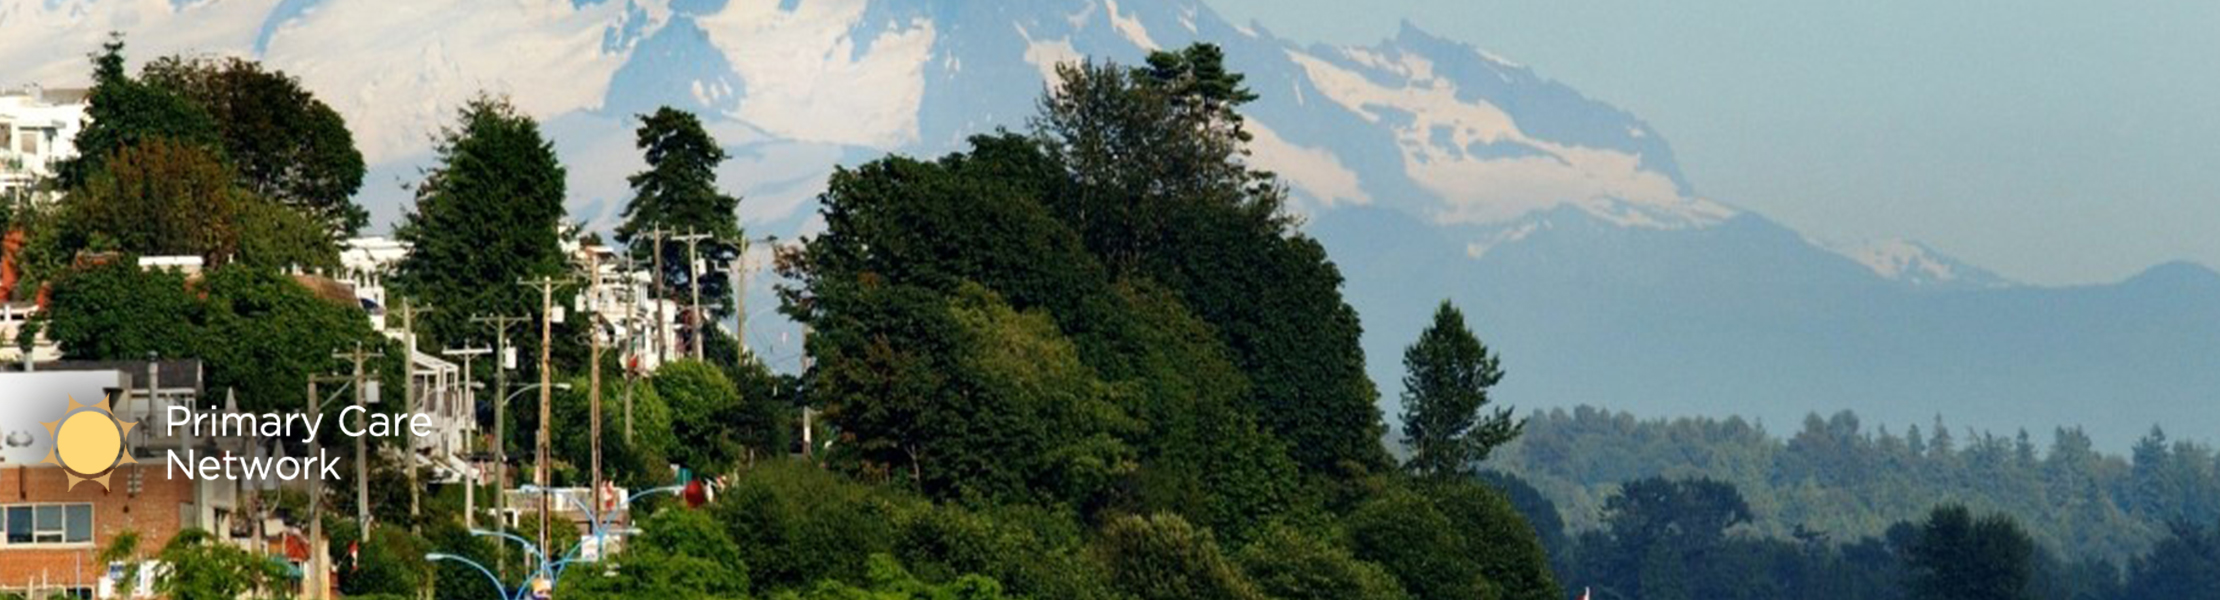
[1833, 238, 2012, 290]
[3, 0, 2213, 449]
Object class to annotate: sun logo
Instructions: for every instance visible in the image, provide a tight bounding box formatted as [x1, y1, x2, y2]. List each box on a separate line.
[40, 395, 137, 491]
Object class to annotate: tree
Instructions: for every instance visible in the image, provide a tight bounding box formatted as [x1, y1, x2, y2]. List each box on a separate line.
[233, 190, 341, 271]
[1904, 504, 2035, 600]
[1094, 513, 1267, 600]
[1583, 477, 1754, 600]
[1425, 481, 1561, 600]
[195, 266, 389, 414]
[1346, 488, 1496, 600]
[393, 95, 571, 355]
[42, 259, 201, 361]
[654, 359, 746, 473]
[60, 34, 223, 188]
[615, 107, 743, 317]
[2122, 521, 2220, 600]
[157, 529, 289, 600]
[1036, 45, 1388, 475]
[46, 261, 391, 414]
[63, 139, 245, 263]
[1235, 525, 1410, 600]
[792, 554, 1010, 600]
[552, 372, 673, 488]
[1400, 300, 1522, 478]
[142, 55, 368, 234]
[564, 509, 751, 600]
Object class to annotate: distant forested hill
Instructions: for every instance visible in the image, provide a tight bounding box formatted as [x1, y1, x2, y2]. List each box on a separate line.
[1482, 406, 2220, 562]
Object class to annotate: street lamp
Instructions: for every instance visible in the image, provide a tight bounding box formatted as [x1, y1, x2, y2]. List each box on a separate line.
[513, 484, 685, 584]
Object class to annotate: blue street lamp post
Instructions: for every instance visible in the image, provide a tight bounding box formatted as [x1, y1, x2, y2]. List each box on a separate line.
[426, 485, 685, 599]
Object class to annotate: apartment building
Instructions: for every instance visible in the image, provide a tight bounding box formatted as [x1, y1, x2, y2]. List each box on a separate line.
[0, 87, 88, 198]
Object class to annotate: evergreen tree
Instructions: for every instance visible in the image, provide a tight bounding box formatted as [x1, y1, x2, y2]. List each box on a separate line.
[393, 95, 570, 355]
[1400, 300, 1521, 478]
[2122, 521, 2220, 599]
[60, 34, 223, 188]
[1905, 504, 2035, 600]
[1037, 45, 1388, 475]
[615, 107, 743, 317]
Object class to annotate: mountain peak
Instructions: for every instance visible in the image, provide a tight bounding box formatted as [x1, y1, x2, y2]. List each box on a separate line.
[1831, 238, 2012, 289]
[2123, 260, 2220, 290]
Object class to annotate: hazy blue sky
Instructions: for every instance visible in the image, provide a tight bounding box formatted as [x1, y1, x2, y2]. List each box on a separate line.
[1206, 0, 2219, 286]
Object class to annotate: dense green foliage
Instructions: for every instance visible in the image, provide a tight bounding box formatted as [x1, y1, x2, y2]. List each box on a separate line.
[1486, 406, 2219, 562]
[2122, 522, 2220, 599]
[393, 94, 575, 361]
[616, 106, 744, 318]
[141, 54, 368, 234]
[656, 359, 757, 473]
[10, 36, 348, 293]
[1905, 505, 2036, 600]
[59, 36, 223, 188]
[51, 34, 2205, 600]
[157, 529, 291, 600]
[1515, 469, 2209, 600]
[1400, 300, 1521, 479]
[1234, 525, 1410, 600]
[44, 260, 398, 414]
[1034, 49, 1385, 474]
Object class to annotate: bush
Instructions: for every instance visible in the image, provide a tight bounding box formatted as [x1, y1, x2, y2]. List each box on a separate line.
[1236, 524, 1409, 600]
[1094, 513, 1265, 600]
[1346, 488, 1497, 600]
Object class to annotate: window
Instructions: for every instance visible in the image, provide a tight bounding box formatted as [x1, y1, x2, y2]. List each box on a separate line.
[1, 504, 93, 546]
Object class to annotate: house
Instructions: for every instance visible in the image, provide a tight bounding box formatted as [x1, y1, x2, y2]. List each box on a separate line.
[0, 87, 88, 198]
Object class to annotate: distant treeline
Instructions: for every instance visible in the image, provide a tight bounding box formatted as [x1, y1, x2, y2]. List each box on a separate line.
[1488, 471, 2219, 600]
[1482, 405, 2220, 562]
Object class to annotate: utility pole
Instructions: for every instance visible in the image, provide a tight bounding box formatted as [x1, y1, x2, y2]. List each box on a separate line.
[671, 229, 713, 361]
[441, 347, 490, 530]
[304, 377, 327, 600]
[732, 235, 778, 367]
[396, 300, 430, 528]
[732, 238, 748, 367]
[470, 315, 525, 518]
[335, 343, 383, 531]
[585, 249, 605, 525]
[518, 275, 576, 558]
[800, 323, 814, 460]
[650, 228, 670, 366]
[620, 257, 638, 444]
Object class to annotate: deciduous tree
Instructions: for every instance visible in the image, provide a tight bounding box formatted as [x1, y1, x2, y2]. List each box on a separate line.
[1400, 300, 1521, 478]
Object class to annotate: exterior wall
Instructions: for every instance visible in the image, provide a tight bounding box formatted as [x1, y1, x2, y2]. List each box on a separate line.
[0, 88, 89, 197]
[0, 465, 202, 592]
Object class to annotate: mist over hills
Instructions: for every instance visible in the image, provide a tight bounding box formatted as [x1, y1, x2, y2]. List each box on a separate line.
[5, 0, 2212, 449]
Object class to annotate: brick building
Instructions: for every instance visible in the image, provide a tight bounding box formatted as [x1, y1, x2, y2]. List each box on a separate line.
[0, 363, 251, 598]
[0, 464, 215, 597]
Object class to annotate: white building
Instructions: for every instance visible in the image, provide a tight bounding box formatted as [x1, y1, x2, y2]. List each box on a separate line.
[333, 237, 478, 481]
[338, 236, 408, 317]
[567, 240, 685, 374]
[0, 87, 88, 197]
